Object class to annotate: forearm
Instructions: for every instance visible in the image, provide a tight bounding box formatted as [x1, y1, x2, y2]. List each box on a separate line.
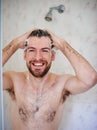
[59, 39, 97, 86]
[2, 29, 33, 66]
[2, 40, 19, 66]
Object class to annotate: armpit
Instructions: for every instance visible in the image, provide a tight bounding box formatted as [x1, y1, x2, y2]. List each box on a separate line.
[60, 89, 70, 104]
[7, 88, 15, 100]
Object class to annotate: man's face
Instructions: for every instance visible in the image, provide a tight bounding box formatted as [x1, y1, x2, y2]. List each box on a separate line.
[24, 36, 55, 78]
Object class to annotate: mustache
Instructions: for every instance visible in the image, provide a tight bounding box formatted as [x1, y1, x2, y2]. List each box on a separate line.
[29, 60, 47, 63]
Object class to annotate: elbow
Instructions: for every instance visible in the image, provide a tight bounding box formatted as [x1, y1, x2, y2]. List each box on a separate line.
[86, 72, 97, 88]
[92, 72, 97, 85]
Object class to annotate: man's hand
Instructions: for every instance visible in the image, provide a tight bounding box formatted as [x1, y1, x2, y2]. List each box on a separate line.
[12, 29, 34, 49]
[45, 29, 65, 50]
[2, 29, 35, 66]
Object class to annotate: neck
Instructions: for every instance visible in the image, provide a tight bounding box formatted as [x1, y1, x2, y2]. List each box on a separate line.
[27, 71, 50, 88]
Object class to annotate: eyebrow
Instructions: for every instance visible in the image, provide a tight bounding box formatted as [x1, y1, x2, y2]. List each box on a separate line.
[42, 47, 51, 50]
[27, 47, 36, 50]
[27, 47, 51, 50]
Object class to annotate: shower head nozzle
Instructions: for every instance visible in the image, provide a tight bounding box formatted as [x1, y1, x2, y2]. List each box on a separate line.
[45, 10, 52, 22]
[45, 4, 65, 22]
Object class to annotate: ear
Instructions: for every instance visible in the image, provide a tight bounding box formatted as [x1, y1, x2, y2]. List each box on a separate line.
[51, 51, 56, 61]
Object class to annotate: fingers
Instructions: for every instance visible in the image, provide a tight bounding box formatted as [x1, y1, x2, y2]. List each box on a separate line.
[23, 29, 34, 39]
[23, 27, 41, 41]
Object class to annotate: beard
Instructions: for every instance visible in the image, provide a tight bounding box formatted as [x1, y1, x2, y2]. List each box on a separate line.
[26, 60, 52, 78]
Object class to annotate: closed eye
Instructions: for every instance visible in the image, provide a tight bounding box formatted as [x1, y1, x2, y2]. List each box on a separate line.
[29, 49, 35, 52]
[42, 49, 49, 52]
[27, 48, 35, 53]
[42, 48, 50, 53]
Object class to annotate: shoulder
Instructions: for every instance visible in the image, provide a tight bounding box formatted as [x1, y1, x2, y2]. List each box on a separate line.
[49, 73, 72, 97]
[50, 72, 73, 81]
[3, 70, 27, 81]
[50, 72, 74, 91]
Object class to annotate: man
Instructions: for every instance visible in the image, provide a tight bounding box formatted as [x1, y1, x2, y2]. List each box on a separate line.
[3, 29, 97, 130]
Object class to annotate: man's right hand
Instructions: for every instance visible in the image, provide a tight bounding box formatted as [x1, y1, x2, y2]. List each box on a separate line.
[2, 29, 34, 66]
[12, 29, 34, 49]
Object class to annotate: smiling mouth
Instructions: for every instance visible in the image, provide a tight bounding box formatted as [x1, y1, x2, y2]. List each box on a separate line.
[32, 62, 45, 67]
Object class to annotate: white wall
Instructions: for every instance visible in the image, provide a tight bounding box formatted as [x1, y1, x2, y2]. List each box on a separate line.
[3, 0, 97, 130]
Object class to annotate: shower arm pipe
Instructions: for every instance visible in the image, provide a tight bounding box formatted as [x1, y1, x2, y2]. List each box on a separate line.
[45, 5, 65, 21]
[50, 5, 65, 13]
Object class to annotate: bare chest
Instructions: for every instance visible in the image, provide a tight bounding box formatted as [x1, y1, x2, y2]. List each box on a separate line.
[17, 87, 62, 123]
[10, 81, 70, 128]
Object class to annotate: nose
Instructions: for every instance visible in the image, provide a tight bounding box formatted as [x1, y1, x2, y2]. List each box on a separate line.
[35, 50, 42, 60]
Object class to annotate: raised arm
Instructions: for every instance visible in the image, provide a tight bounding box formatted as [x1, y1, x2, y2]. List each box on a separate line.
[49, 30, 97, 94]
[2, 30, 32, 66]
[2, 30, 32, 90]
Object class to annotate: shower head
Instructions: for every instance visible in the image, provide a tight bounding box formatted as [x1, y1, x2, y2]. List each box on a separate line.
[45, 9, 52, 22]
[45, 4, 65, 22]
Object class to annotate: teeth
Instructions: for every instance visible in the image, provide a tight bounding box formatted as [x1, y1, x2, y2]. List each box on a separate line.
[33, 63, 44, 66]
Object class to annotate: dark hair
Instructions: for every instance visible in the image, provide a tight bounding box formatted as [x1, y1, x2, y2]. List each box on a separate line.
[27, 29, 54, 47]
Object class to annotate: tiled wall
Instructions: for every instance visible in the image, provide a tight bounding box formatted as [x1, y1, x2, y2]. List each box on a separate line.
[3, 0, 97, 130]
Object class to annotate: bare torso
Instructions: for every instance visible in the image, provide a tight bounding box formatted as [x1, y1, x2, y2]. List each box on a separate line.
[7, 71, 70, 130]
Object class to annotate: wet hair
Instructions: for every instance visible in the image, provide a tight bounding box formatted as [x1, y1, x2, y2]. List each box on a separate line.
[27, 29, 54, 48]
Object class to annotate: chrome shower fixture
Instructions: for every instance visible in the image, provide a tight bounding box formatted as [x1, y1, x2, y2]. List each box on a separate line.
[45, 4, 65, 22]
